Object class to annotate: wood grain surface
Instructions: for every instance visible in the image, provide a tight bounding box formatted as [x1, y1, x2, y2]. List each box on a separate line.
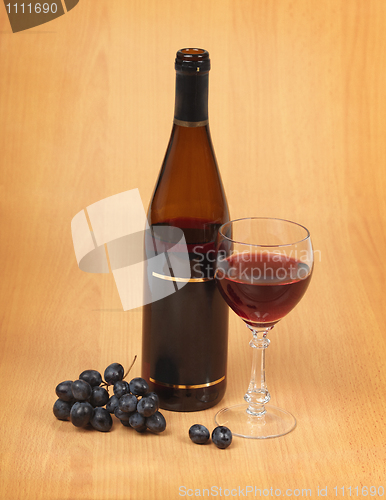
[1, 1, 385, 499]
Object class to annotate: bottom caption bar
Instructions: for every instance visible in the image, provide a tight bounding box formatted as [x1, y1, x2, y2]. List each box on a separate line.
[179, 485, 385, 497]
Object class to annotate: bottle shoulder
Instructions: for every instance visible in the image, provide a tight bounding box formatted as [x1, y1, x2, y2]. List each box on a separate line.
[148, 125, 229, 226]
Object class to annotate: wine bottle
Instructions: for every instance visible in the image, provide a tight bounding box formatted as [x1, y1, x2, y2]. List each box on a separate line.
[141, 48, 230, 412]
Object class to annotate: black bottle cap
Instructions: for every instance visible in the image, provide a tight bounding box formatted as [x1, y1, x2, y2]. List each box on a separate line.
[175, 48, 211, 72]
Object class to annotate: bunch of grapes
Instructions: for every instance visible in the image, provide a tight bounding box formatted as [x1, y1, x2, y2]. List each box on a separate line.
[53, 360, 166, 434]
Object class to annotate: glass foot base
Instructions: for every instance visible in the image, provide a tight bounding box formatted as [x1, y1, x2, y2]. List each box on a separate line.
[214, 404, 296, 439]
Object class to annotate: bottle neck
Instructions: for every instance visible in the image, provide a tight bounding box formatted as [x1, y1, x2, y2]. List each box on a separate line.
[173, 71, 209, 127]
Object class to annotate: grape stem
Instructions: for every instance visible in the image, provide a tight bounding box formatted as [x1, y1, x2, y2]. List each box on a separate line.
[123, 355, 137, 380]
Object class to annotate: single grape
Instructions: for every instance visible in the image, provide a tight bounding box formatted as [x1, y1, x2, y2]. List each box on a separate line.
[104, 363, 124, 385]
[53, 399, 73, 421]
[71, 380, 92, 401]
[113, 380, 130, 398]
[146, 392, 159, 407]
[146, 411, 166, 433]
[118, 393, 138, 413]
[129, 412, 146, 433]
[137, 396, 157, 417]
[106, 395, 119, 414]
[90, 386, 110, 407]
[55, 381, 74, 402]
[114, 407, 133, 422]
[90, 407, 113, 432]
[189, 424, 210, 444]
[70, 402, 94, 427]
[79, 369, 102, 387]
[211, 426, 232, 449]
[129, 377, 149, 396]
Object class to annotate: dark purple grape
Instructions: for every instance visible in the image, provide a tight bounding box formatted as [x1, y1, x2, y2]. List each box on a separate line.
[189, 424, 210, 444]
[114, 407, 133, 422]
[53, 399, 73, 421]
[104, 363, 124, 385]
[137, 396, 157, 417]
[71, 380, 92, 401]
[90, 386, 109, 407]
[146, 411, 166, 433]
[113, 381, 130, 398]
[129, 412, 146, 433]
[79, 369, 102, 387]
[211, 426, 232, 449]
[129, 377, 148, 396]
[90, 407, 113, 432]
[106, 395, 119, 414]
[119, 393, 137, 413]
[70, 402, 94, 427]
[146, 392, 159, 406]
[55, 381, 74, 402]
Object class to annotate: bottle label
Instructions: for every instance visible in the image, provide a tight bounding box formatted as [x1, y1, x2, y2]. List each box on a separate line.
[173, 118, 209, 128]
[143, 221, 228, 388]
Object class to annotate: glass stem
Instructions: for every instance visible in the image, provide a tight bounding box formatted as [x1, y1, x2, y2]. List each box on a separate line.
[244, 326, 272, 417]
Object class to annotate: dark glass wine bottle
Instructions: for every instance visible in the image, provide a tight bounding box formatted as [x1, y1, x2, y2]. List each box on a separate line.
[141, 48, 230, 412]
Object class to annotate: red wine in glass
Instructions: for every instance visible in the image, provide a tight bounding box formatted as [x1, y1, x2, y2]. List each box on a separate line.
[216, 252, 312, 328]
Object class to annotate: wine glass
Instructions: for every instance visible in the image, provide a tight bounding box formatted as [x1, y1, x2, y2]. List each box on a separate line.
[214, 217, 313, 439]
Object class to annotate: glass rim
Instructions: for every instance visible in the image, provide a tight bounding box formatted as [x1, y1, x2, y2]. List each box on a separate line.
[218, 217, 311, 248]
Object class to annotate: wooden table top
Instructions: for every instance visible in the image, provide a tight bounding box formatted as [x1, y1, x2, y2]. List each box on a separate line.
[1, 1, 385, 499]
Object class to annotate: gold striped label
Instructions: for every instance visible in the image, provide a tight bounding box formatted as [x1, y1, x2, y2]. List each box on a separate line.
[173, 118, 209, 128]
[149, 375, 225, 390]
[152, 272, 212, 283]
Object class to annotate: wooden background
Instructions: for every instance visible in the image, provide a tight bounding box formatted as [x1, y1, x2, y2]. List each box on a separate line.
[1, 1, 385, 499]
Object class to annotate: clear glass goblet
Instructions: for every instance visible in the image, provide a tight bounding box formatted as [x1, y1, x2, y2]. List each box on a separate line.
[214, 217, 313, 439]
